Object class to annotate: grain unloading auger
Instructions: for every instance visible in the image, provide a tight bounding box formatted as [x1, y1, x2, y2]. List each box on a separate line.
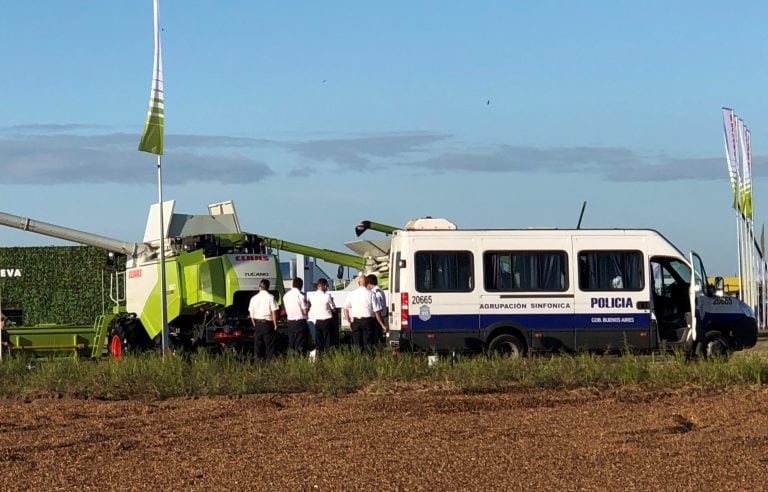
[0, 201, 374, 357]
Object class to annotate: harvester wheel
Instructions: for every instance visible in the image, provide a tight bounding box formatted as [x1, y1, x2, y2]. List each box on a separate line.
[108, 325, 128, 360]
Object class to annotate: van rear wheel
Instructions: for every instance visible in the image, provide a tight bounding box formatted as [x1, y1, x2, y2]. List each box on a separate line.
[488, 334, 525, 358]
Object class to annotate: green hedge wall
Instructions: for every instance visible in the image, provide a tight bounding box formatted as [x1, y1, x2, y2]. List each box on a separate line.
[0, 246, 118, 326]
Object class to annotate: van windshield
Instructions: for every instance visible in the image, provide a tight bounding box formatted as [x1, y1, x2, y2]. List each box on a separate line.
[668, 260, 691, 281]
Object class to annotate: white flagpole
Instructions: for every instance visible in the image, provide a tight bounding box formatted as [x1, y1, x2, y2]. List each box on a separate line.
[741, 216, 748, 304]
[157, 155, 169, 353]
[736, 211, 744, 300]
[751, 223, 756, 310]
[748, 222, 753, 307]
[139, 0, 168, 352]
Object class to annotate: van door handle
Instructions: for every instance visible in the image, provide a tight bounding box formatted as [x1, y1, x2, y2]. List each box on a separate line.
[636, 301, 650, 310]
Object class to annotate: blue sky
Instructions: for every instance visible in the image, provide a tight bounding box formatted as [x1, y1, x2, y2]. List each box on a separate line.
[1, 0, 768, 275]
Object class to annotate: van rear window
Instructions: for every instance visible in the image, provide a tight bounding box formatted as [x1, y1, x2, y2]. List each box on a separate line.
[484, 251, 568, 291]
[578, 250, 644, 291]
[415, 251, 473, 292]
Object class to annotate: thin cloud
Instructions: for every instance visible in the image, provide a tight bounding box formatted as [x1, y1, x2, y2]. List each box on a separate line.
[396, 145, 752, 183]
[287, 133, 452, 167]
[287, 165, 313, 177]
[0, 126, 749, 184]
[1, 123, 105, 133]
[0, 132, 274, 184]
[397, 145, 640, 174]
[166, 134, 277, 149]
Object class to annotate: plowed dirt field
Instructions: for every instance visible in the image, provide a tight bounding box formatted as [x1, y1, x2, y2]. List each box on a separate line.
[0, 385, 767, 490]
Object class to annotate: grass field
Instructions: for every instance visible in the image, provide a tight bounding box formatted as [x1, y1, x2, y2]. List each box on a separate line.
[2, 342, 768, 400]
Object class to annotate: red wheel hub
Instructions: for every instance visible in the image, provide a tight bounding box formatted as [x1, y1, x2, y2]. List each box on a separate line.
[110, 334, 122, 359]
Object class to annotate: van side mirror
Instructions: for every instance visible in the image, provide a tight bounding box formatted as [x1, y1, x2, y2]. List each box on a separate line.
[714, 277, 725, 298]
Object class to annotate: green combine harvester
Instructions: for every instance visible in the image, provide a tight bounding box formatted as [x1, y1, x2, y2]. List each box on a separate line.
[0, 201, 375, 358]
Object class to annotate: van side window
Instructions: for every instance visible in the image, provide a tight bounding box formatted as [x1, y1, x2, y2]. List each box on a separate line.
[578, 250, 644, 291]
[415, 251, 473, 292]
[483, 251, 568, 291]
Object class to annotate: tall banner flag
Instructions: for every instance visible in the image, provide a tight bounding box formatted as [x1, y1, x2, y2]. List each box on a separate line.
[138, 0, 164, 155]
[743, 126, 753, 219]
[138, 0, 169, 352]
[721, 108, 741, 211]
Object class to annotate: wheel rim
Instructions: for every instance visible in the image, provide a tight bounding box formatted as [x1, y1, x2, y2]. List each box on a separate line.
[706, 339, 727, 359]
[496, 341, 520, 358]
[110, 334, 122, 359]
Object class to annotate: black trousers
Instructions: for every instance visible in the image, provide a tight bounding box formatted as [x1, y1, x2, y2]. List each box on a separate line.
[253, 320, 276, 359]
[330, 314, 340, 347]
[351, 317, 374, 353]
[287, 319, 308, 353]
[372, 320, 386, 347]
[314, 318, 334, 353]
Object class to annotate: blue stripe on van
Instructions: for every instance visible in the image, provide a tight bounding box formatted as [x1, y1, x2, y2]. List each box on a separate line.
[410, 313, 651, 331]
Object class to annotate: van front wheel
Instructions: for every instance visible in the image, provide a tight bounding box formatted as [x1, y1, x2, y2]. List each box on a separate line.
[704, 331, 732, 360]
[488, 334, 525, 358]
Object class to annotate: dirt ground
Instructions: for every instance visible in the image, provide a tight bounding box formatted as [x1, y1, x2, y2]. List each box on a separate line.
[0, 384, 767, 491]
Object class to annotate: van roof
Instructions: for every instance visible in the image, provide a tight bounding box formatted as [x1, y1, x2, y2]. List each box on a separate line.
[391, 227, 686, 258]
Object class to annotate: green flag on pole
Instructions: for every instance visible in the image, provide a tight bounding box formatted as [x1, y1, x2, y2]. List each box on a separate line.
[138, 0, 164, 155]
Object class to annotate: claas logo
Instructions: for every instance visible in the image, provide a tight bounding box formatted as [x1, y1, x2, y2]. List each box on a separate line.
[234, 255, 271, 262]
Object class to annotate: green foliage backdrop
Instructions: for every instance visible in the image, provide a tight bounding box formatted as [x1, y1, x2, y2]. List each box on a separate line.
[0, 246, 118, 326]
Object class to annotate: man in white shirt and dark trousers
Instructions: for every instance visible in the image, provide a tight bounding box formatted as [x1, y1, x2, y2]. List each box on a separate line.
[283, 277, 309, 354]
[308, 278, 337, 353]
[248, 279, 279, 360]
[343, 275, 387, 354]
[366, 274, 388, 346]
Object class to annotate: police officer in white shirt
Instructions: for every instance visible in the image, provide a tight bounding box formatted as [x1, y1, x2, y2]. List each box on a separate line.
[366, 274, 388, 346]
[343, 274, 386, 353]
[308, 278, 337, 353]
[248, 279, 279, 359]
[283, 277, 309, 354]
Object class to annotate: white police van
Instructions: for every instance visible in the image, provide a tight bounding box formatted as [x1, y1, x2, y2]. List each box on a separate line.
[388, 218, 757, 357]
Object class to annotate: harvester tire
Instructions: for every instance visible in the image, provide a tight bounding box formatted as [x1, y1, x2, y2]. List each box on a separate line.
[108, 325, 128, 360]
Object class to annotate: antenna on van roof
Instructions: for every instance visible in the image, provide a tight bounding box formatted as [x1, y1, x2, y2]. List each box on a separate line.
[576, 201, 587, 229]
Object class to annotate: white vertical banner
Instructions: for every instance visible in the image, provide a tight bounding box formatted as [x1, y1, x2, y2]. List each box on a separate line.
[737, 117, 759, 313]
[723, 108, 744, 302]
[738, 118, 755, 309]
[722, 108, 741, 211]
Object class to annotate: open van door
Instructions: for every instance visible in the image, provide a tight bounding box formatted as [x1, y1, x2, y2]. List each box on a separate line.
[688, 251, 706, 347]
